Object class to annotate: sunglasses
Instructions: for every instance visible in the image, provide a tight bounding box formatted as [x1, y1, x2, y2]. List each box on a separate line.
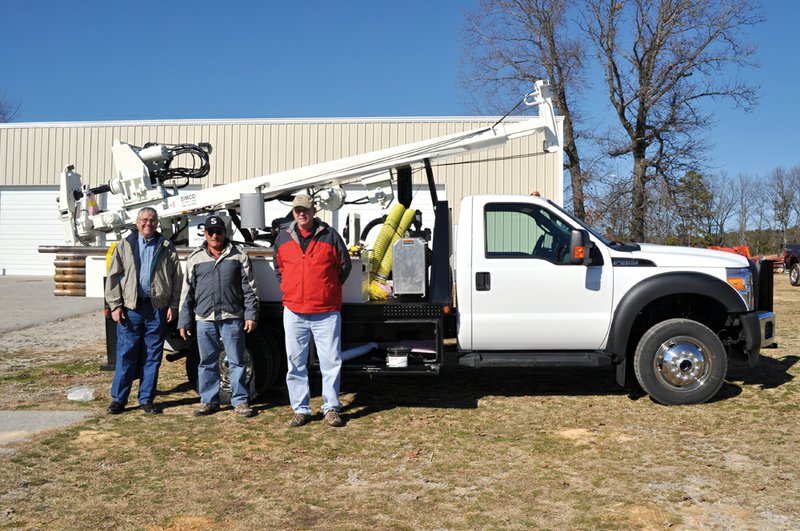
[206, 228, 225, 236]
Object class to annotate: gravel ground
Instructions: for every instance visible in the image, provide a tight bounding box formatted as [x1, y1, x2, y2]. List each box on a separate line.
[0, 312, 105, 371]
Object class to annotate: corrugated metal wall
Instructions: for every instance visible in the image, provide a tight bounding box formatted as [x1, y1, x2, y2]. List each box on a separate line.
[0, 117, 562, 223]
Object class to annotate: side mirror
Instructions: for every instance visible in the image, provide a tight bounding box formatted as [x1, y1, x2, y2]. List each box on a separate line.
[569, 229, 592, 265]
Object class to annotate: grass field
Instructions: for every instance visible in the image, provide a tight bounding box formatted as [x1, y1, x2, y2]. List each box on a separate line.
[1, 276, 798, 529]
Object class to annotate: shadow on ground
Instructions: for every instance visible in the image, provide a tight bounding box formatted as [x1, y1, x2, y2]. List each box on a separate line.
[337, 365, 627, 420]
[148, 352, 797, 416]
[727, 353, 797, 389]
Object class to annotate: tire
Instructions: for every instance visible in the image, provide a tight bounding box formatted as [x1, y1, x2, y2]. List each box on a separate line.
[633, 318, 727, 405]
[790, 263, 800, 286]
[185, 328, 283, 404]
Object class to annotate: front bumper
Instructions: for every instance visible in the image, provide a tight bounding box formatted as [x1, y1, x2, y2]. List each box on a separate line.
[740, 310, 776, 366]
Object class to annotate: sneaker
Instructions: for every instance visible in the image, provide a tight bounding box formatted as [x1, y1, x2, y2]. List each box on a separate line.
[324, 410, 344, 428]
[234, 404, 255, 418]
[288, 412, 311, 427]
[107, 401, 124, 415]
[193, 403, 220, 417]
[140, 402, 161, 415]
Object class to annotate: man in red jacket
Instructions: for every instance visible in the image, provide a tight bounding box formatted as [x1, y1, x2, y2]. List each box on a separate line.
[273, 194, 352, 427]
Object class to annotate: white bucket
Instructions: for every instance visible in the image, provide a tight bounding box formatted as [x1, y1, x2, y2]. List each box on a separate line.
[386, 346, 409, 368]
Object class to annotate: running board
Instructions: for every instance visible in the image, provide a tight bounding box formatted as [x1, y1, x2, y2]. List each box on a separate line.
[458, 351, 612, 368]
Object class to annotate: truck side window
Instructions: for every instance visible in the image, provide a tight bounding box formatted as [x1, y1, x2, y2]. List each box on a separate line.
[484, 203, 572, 263]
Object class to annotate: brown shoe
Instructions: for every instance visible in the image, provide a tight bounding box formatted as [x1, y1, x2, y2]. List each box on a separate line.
[324, 410, 344, 428]
[234, 404, 255, 418]
[289, 412, 311, 427]
[193, 403, 220, 417]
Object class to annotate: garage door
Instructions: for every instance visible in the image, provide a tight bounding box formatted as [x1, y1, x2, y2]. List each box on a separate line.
[0, 187, 63, 275]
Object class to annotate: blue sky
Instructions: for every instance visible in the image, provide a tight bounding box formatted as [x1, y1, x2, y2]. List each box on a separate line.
[1, 0, 797, 179]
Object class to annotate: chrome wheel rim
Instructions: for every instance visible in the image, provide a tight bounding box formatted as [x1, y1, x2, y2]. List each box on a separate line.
[653, 335, 711, 392]
[219, 348, 253, 394]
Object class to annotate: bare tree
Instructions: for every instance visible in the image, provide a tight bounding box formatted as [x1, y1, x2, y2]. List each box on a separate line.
[584, 170, 635, 241]
[767, 167, 796, 248]
[0, 93, 20, 122]
[734, 174, 753, 247]
[585, 0, 763, 241]
[705, 172, 736, 244]
[644, 178, 677, 244]
[462, 0, 590, 220]
[789, 165, 800, 239]
[748, 177, 772, 255]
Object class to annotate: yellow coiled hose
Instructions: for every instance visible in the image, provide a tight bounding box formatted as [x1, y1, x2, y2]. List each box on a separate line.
[375, 208, 416, 278]
[370, 207, 416, 300]
[369, 203, 405, 275]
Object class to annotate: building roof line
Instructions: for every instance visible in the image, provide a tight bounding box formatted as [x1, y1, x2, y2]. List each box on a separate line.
[0, 115, 543, 129]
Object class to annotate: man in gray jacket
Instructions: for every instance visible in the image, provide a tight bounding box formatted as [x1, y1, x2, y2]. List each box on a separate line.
[179, 215, 259, 417]
[105, 207, 183, 415]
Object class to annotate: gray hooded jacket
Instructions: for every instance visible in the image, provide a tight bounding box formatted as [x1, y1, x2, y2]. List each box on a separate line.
[178, 240, 259, 328]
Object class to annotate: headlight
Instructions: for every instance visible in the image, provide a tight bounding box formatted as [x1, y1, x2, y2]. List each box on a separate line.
[726, 267, 754, 310]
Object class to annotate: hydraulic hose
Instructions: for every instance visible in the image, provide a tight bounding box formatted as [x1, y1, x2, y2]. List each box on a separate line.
[370, 207, 416, 300]
[369, 203, 405, 276]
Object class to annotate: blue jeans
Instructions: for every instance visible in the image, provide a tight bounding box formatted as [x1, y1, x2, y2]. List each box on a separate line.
[196, 319, 249, 406]
[283, 309, 342, 415]
[111, 302, 167, 406]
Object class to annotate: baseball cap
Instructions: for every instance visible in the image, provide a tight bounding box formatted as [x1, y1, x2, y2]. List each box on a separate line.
[291, 194, 314, 210]
[205, 215, 226, 232]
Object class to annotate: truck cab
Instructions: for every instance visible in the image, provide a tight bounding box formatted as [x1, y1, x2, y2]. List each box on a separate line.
[455, 194, 776, 405]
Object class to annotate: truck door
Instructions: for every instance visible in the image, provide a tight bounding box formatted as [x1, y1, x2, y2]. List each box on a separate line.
[465, 199, 613, 350]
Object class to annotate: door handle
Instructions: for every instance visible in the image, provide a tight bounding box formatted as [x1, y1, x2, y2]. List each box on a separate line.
[476, 271, 491, 291]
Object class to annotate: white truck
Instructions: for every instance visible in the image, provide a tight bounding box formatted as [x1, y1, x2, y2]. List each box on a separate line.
[48, 81, 776, 405]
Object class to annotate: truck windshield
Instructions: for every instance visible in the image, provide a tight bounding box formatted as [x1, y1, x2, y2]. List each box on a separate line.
[546, 200, 613, 246]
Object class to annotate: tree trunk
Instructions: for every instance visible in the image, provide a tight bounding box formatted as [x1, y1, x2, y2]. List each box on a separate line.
[631, 154, 648, 241]
[561, 111, 586, 221]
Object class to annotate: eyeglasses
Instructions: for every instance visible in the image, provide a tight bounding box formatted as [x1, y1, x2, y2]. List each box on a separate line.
[206, 228, 225, 236]
[138, 219, 158, 225]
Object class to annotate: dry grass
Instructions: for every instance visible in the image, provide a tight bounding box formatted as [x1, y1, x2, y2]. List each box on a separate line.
[1, 276, 799, 529]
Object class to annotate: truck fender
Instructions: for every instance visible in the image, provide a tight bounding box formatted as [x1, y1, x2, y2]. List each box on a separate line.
[606, 271, 747, 364]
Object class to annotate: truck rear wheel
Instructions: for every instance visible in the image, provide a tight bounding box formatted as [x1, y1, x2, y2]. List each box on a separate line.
[634, 318, 727, 405]
[790, 264, 800, 286]
[185, 329, 282, 404]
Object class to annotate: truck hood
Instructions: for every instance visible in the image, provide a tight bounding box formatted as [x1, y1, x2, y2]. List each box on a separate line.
[612, 243, 750, 268]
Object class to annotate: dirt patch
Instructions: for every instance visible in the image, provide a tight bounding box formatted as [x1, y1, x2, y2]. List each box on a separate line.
[555, 428, 595, 441]
[74, 430, 121, 445]
[0, 276, 798, 529]
[146, 516, 218, 531]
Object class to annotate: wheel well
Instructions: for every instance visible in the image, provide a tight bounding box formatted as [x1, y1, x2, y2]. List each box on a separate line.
[624, 293, 728, 360]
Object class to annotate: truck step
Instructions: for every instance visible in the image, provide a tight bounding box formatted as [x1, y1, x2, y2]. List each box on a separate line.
[458, 351, 612, 368]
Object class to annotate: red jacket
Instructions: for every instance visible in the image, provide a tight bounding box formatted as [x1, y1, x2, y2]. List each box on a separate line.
[273, 220, 352, 314]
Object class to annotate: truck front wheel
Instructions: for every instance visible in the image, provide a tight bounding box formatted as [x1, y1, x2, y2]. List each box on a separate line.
[634, 318, 727, 405]
[790, 264, 800, 286]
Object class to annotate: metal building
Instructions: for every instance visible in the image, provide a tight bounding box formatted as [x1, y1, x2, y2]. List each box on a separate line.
[0, 116, 563, 275]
